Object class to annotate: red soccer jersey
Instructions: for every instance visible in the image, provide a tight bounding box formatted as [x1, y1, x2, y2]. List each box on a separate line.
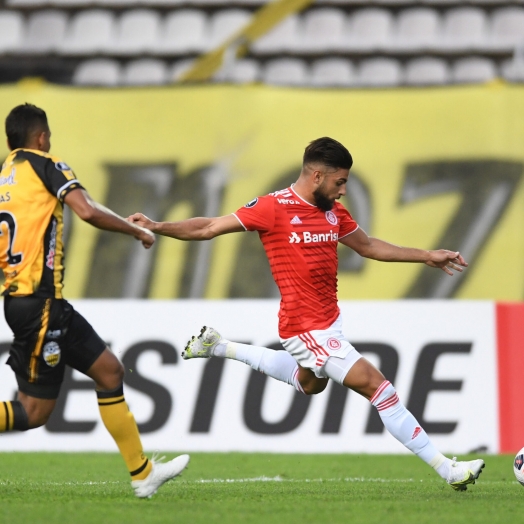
[233, 186, 359, 338]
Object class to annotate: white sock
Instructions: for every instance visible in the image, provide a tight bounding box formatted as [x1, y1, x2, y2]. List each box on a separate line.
[214, 340, 304, 394]
[371, 380, 452, 479]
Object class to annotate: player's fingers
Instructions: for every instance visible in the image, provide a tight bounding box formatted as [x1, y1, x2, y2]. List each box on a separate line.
[442, 265, 453, 276]
[142, 238, 154, 249]
[456, 253, 468, 266]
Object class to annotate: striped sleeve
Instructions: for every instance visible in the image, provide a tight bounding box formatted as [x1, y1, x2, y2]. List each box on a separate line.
[23, 151, 84, 202]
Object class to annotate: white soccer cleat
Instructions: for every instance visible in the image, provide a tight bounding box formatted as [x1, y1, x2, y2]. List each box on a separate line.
[182, 326, 222, 360]
[132, 453, 190, 498]
[446, 457, 485, 491]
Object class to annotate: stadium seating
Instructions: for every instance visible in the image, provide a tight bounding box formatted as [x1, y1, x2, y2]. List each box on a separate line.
[214, 57, 260, 83]
[0, 1, 523, 86]
[295, 8, 347, 52]
[61, 10, 116, 55]
[157, 10, 208, 54]
[358, 57, 403, 86]
[439, 7, 488, 51]
[452, 56, 498, 83]
[251, 15, 300, 53]
[21, 9, 67, 54]
[393, 8, 441, 51]
[346, 8, 394, 51]
[122, 58, 168, 85]
[112, 9, 161, 55]
[489, 7, 524, 50]
[207, 9, 251, 50]
[262, 57, 309, 86]
[0, 11, 24, 53]
[310, 58, 356, 87]
[405, 57, 450, 85]
[72, 58, 121, 86]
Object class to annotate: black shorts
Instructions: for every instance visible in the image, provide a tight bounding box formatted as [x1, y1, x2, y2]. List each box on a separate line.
[3, 296, 106, 399]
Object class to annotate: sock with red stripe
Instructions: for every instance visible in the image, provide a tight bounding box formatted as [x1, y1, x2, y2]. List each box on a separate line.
[371, 380, 451, 479]
[214, 341, 304, 394]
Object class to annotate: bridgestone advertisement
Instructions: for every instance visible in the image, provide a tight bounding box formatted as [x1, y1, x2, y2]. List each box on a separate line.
[0, 300, 501, 454]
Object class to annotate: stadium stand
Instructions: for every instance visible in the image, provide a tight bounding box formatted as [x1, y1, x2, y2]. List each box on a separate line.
[72, 57, 121, 85]
[0, 0, 523, 86]
[310, 57, 356, 86]
[404, 56, 450, 84]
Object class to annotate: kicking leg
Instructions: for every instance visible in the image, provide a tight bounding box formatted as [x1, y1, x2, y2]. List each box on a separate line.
[86, 348, 189, 498]
[184, 326, 328, 395]
[324, 354, 484, 491]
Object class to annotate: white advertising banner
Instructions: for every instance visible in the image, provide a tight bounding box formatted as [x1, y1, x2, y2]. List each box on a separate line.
[0, 300, 498, 454]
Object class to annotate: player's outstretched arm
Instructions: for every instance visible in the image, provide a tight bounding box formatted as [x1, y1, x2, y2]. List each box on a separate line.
[340, 228, 467, 276]
[127, 213, 244, 241]
[64, 189, 154, 249]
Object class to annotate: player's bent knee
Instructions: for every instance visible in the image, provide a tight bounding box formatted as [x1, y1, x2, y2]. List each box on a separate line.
[87, 348, 125, 390]
[301, 378, 328, 395]
[23, 402, 55, 429]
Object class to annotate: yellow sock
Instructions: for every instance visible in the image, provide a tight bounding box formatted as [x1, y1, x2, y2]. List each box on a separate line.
[97, 386, 152, 481]
[0, 401, 14, 432]
[0, 401, 28, 432]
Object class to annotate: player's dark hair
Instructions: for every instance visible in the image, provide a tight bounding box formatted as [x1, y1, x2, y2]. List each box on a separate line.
[303, 137, 353, 170]
[5, 103, 48, 150]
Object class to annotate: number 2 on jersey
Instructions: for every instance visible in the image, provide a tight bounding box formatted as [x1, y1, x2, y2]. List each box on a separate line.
[0, 212, 23, 265]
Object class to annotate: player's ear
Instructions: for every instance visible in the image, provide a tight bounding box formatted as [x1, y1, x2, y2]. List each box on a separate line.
[312, 169, 323, 184]
[37, 131, 46, 148]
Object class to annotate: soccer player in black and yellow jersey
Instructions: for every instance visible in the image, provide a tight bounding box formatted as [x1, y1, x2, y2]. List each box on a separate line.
[0, 104, 189, 498]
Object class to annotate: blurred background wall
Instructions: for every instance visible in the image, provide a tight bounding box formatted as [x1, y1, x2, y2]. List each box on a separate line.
[0, 0, 523, 300]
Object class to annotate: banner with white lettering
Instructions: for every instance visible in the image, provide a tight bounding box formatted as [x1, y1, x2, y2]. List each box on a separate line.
[0, 300, 498, 454]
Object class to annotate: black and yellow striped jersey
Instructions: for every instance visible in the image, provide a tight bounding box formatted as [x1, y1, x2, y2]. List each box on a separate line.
[0, 148, 84, 298]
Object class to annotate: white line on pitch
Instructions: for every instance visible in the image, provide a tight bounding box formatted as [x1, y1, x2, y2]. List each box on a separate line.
[0, 477, 513, 486]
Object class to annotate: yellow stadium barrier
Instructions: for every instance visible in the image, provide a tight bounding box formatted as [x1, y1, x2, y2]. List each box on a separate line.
[0, 82, 523, 300]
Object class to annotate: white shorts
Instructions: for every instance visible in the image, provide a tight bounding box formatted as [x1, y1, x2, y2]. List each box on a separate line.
[280, 315, 362, 383]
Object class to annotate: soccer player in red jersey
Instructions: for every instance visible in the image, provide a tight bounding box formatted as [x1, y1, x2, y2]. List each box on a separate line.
[129, 137, 484, 491]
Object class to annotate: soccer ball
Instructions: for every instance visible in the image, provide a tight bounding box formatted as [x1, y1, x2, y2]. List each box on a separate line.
[514, 448, 524, 485]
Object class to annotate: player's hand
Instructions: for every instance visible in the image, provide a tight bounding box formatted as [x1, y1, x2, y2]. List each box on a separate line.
[127, 212, 156, 231]
[136, 227, 155, 249]
[425, 250, 468, 275]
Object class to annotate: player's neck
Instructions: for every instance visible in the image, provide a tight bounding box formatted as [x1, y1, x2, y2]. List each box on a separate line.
[292, 182, 316, 207]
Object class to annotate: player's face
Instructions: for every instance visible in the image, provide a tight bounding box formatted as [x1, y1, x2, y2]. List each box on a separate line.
[313, 168, 349, 211]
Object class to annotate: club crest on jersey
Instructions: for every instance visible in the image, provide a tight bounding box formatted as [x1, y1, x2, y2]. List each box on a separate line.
[327, 338, 342, 350]
[244, 198, 258, 208]
[55, 161, 72, 172]
[43, 342, 61, 367]
[325, 211, 338, 225]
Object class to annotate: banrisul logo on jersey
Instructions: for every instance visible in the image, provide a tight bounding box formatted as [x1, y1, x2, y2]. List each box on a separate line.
[289, 231, 339, 244]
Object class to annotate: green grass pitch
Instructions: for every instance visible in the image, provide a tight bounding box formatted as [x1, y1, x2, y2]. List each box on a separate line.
[0, 453, 519, 524]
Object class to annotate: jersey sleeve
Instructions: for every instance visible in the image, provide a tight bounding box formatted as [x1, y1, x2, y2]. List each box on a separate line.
[20, 151, 84, 202]
[233, 195, 275, 232]
[337, 204, 359, 239]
